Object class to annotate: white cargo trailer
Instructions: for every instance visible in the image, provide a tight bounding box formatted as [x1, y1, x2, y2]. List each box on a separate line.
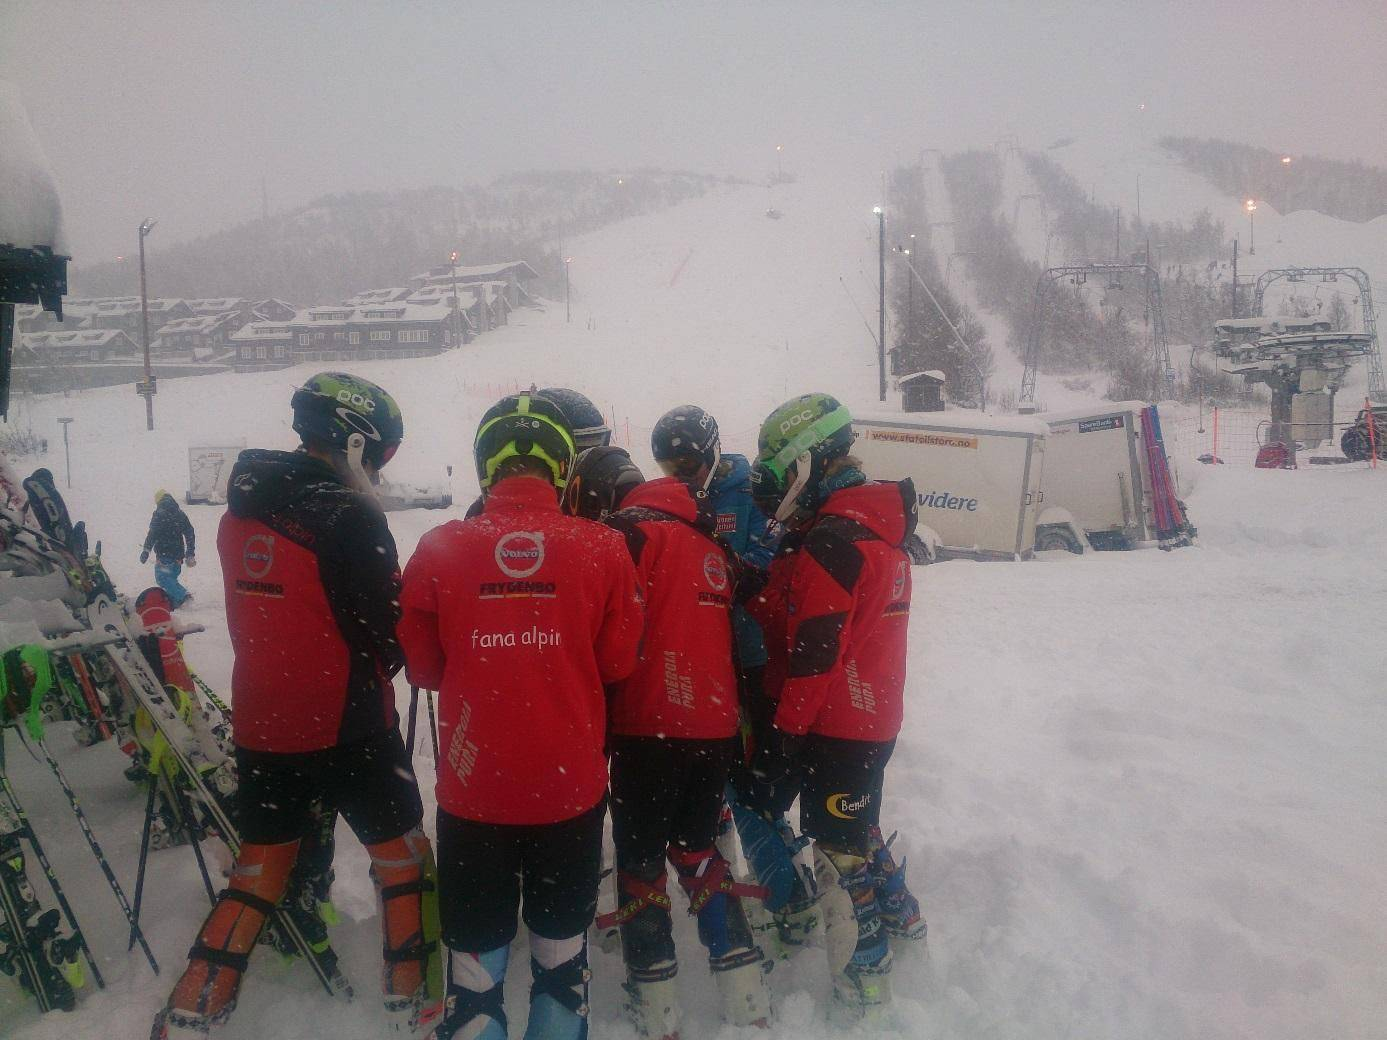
[852, 411, 1048, 560]
[1038, 401, 1191, 551]
[186, 443, 244, 505]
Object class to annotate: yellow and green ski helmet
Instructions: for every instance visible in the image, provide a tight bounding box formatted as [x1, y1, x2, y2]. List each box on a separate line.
[473, 392, 577, 489]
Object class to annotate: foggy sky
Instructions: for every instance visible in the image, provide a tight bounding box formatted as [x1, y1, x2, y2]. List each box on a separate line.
[4, 0, 1385, 264]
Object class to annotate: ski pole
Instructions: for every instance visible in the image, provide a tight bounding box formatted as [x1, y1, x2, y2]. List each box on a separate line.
[0, 737, 106, 988]
[128, 777, 159, 952]
[190, 672, 232, 722]
[171, 779, 217, 905]
[405, 685, 419, 755]
[426, 689, 439, 761]
[34, 738, 160, 975]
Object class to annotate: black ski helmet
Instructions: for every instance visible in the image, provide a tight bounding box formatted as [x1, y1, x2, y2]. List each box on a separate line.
[538, 387, 611, 450]
[290, 372, 404, 470]
[561, 446, 645, 521]
[651, 405, 721, 474]
[474, 391, 576, 490]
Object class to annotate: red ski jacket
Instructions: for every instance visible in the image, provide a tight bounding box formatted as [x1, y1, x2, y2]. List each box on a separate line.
[218, 450, 404, 754]
[748, 480, 916, 743]
[398, 476, 643, 825]
[605, 478, 738, 741]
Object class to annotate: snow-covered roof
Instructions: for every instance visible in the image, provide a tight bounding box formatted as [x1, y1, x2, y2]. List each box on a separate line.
[144, 298, 189, 313]
[0, 80, 67, 254]
[289, 303, 456, 327]
[21, 329, 136, 351]
[343, 288, 413, 307]
[294, 306, 355, 325]
[415, 260, 538, 285]
[230, 322, 292, 342]
[899, 370, 946, 385]
[348, 303, 453, 324]
[855, 408, 1051, 437]
[184, 297, 247, 314]
[156, 313, 239, 335]
[407, 285, 478, 308]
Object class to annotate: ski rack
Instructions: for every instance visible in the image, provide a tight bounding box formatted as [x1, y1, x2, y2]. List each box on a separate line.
[1020, 260, 1174, 408]
[89, 596, 353, 1002]
[1252, 266, 1384, 402]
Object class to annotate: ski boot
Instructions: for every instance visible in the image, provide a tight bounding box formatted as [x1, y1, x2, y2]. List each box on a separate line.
[368, 829, 443, 1035]
[598, 861, 680, 1039]
[160, 840, 299, 1037]
[868, 827, 926, 942]
[525, 933, 592, 1040]
[0, 834, 82, 1012]
[669, 845, 771, 1029]
[728, 799, 819, 955]
[436, 945, 508, 1040]
[813, 844, 892, 1026]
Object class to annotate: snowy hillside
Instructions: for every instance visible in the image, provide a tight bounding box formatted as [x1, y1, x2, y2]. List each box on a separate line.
[5, 170, 1386, 1040]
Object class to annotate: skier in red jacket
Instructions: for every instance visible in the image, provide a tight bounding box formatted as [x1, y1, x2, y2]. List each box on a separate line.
[157, 373, 440, 1039]
[563, 429, 771, 1036]
[398, 392, 643, 1040]
[745, 392, 923, 1024]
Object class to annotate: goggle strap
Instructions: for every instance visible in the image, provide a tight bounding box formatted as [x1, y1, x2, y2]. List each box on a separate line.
[482, 439, 569, 489]
[773, 451, 814, 523]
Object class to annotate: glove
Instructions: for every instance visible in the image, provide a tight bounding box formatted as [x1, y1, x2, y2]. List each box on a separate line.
[139, 550, 149, 564]
[734, 562, 769, 605]
[750, 726, 803, 787]
[186, 555, 197, 568]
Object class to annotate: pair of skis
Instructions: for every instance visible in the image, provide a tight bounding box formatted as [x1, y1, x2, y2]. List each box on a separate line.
[91, 600, 354, 1002]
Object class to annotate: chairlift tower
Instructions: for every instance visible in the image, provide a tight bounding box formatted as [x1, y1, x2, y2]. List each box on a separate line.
[1019, 261, 1173, 410]
[1253, 267, 1384, 402]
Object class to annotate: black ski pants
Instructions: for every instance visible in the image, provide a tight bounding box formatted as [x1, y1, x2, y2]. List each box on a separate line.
[435, 798, 605, 952]
[608, 734, 740, 868]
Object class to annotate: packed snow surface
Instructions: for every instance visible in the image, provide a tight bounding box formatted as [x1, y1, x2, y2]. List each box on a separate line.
[0, 79, 67, 254]
[5, 172, 1385, 1039]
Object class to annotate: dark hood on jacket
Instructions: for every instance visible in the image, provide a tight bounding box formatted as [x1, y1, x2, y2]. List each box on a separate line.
[709, 453, 752, 497]
[227, 448, 349, 521]
[819, 479, 918, 547]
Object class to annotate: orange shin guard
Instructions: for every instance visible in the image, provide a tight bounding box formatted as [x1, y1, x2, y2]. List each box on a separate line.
[168, 840, 301, 1020]
[368, 828, 435, 1000]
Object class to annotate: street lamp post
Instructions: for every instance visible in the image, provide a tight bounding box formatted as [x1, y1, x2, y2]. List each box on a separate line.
[57, 418, 73, 488]
[874, 206, 886, 402]
[907, 233, 916, 345]
[449, 251, 461, 347]
[137, 219, 157, 431]
[1245, 198, 1257, 255]
[564, 257, 573, 324]
[776, 144, 783, 181]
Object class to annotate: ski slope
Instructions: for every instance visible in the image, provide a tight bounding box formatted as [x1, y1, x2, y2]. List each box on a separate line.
[5, 170, 1386, 1040]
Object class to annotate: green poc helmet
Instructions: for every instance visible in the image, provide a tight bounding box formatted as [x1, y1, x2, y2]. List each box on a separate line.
[751, 393, 856, 522]
[474, 392, 577, 491]
[291, 372, 404, 470]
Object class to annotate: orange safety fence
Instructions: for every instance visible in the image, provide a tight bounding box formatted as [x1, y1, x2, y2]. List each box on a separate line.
[1167, 406, 1382, 467]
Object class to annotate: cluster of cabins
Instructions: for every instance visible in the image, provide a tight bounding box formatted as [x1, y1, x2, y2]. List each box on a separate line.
[13, 261, 539, 384]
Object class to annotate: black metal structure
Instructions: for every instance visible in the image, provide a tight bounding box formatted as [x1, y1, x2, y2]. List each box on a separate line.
[1253, 266, 1384, 402]
[0, 244, 69, 420]
[1019, 260, 1173, 408]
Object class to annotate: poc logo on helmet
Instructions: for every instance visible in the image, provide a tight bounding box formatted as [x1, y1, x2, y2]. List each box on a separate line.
[337, 388, 376, 413]
[779, 409, 816, 436]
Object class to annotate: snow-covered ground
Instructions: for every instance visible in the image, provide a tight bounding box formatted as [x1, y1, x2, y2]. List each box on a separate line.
[5, 171, 1385, 1039]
